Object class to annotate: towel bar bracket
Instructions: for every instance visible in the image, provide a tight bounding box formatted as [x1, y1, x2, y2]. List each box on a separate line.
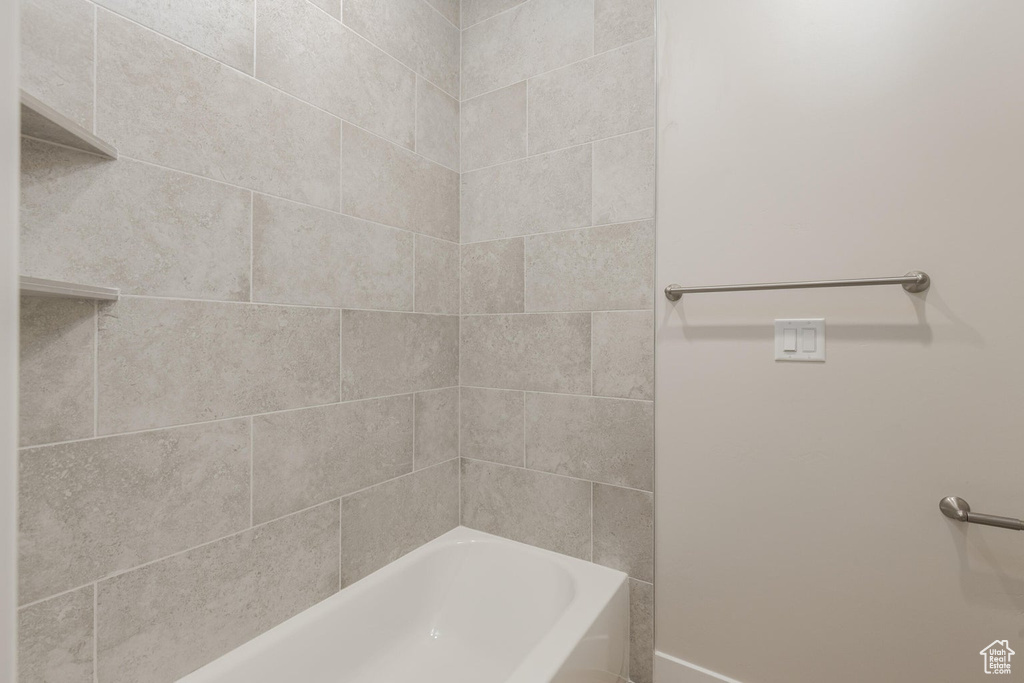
[940, 496, 1024, 531]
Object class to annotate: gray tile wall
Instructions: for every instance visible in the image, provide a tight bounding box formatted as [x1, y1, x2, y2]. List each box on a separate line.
[456, 1, 655, 681]
[18, 0, 461, 680]
[20, 0, 657, 680]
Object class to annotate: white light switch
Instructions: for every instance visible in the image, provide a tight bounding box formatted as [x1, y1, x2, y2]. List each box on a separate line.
[783, 328, 798, 352]
[775, 319, 825, 362]
[801, 327, 816, 352]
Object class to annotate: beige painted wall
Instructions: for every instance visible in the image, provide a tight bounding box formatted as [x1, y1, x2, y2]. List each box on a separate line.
[655, 2, 1024, 682]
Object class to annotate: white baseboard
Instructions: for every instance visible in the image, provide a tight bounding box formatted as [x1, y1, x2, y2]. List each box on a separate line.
[654, 651, 747, 683]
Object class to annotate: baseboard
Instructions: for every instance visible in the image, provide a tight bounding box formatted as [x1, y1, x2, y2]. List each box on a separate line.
[654, 651, 746, 683]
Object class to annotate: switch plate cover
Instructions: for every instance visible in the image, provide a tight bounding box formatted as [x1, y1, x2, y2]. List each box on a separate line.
[775, 319, 825, 362]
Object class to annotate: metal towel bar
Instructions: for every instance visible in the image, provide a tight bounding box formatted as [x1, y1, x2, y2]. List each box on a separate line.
[940, 496, 1024, 531]
[664, 271, 930, 301]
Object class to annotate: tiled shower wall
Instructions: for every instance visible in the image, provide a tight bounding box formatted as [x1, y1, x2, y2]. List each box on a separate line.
[17, 0, 461, 680]
[455, 1, 656, 681]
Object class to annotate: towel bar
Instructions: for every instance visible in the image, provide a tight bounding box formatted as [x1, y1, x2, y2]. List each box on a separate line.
[664, 271, 930, 301]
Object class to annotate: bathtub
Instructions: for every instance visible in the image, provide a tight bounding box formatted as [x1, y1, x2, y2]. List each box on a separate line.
[180, 527, 629, 683]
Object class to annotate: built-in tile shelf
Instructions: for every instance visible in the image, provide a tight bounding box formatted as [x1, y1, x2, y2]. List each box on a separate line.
[20, 276, 120, 301]
[20, 89, 118, 160]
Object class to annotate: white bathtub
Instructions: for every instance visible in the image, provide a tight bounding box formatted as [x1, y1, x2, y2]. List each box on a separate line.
[180, 527, 629, 683]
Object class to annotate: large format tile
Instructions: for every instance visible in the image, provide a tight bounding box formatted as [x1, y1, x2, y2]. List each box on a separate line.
[340, 459, 459, 585]
[527, 38, 655, 154]
[18, 587, 94, 683]
[253, 397, 413, 523]
[96, 502, 339, 683]
[461, 0, 593, 99]
[460, 313, 591, 394]
[461, 145, 592, 243]
[19, 297, 94, 448]
[629, 579, 654, 683]
[460, 238, 524, 314]
[343, 0, 459, 96]
[97, 298, 339, 434]
[459, 387, 524, 466]
[524, 221, 655, 312]
[460, 82, 527, 172]
[252, 194, 413, 309]
[415, 77, 459, 171]
[415, 235, 459, 314]
[461, 0, 525, 28]
[595, 0, 655, 53]
[460, 459, 591, 559]
[414, 387, 458, 469]
[593, 311, 654, 400]
[21, 0, 95, 130]
[21, 139, 252, 301]
[19, 420, 250, 604]
[525, 393, 653, 490]
[95, 0, 255, 72]
[593, 129, 656, 225]
[255, 0, 416, 148]
[342, 310, 459, 400]
[342, 123, 459, 242]
[96, 10, 340, 209]
[593, 484, 653, 582]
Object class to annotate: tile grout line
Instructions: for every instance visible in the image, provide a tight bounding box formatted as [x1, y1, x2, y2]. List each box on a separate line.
[522, 391, 527, 468]
[18, 494, 348, 612]
[462, 214, 655, 246]
[461, 33, 654, 102]
[249, 417, 254, 528]
[590, 311, 595, 395]
[94, 6, 455, 170]
[344, 305, 348, 405]
[19, 387, 462, 452]
[23, 453, 459, 615]
[589, 482, 594, 562]
[457, 12, 463, 527]
[92, 582, 98, 683]
[113, 292, 462, 315]
[462, 308, 654, 317]
[459, 0, 529, 31]
[249, 192, 254, 302]
[113, 150, 461, 245]
[420, 0, 459, 31]
[337, 13, 459, 100]
[461, 455, 653, 495]
[251, 0, 258, 75]
[300, 0, 456, 99]
[344, 497, 348, 593]
[93, 300, 99, 437]
[464, 126, 655, 176]
[92, 3, 98, 134]
[460, 385, 653, 404]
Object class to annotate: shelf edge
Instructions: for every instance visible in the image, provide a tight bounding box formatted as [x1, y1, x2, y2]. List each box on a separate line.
[20, 90, 118, 160]
[20, 276, 120, 301]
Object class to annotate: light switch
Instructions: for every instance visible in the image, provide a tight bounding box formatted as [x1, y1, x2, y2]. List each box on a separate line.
[801, 327, 816, 352]
[783, 328, 798, 352]
[775, 319, 825, 361]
